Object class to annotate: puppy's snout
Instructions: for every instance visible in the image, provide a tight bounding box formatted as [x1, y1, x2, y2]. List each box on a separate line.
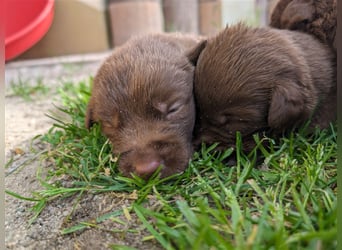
[134, 160, 163, 178]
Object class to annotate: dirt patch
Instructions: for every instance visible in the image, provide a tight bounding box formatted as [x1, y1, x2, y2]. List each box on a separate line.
[5, 57, 162, 249]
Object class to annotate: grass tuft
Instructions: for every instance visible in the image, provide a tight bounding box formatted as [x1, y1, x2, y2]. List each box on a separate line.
[8, 76, 50, 101]
[6, 78, 337, 249]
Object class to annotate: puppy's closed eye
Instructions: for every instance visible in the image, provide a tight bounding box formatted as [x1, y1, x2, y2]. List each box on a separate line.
[166, 102, 182, 119]
[154, 101, 183, 120]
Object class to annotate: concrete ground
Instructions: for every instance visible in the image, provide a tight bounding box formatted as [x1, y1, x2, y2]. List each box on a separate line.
[5, 53, 162, 249]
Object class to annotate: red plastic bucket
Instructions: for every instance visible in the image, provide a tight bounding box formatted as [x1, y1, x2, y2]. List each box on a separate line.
[5, 0, 54, 61]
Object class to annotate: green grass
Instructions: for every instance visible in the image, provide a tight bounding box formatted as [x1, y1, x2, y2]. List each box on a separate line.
[8, 76, 50, 101]
[6, 78, 337, 249]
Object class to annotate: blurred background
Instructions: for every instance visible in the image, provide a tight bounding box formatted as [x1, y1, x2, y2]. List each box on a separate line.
[6, 0, 278, 61]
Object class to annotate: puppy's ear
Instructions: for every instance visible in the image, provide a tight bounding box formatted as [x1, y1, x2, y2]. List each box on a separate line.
[280, 0, 314, 30]
[268, 80, 312, 131]
[269, 0, 293, 28]
[186, 40, 207, 66]
[85, 99, 96, 129]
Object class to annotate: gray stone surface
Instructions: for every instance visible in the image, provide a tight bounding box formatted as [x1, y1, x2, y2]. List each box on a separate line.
[5, 53, 162, 249]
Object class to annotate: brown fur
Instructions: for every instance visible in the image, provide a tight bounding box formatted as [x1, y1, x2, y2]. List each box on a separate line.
[270, 0, 337, 50]
[189, 23, 336, 152]
[86, 33, 202, 178]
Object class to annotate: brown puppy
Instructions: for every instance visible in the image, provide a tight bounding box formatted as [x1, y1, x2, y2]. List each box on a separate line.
[269, 0, 337, 51]
[189, 23, 336, 152]
[86, 33, 202, 178]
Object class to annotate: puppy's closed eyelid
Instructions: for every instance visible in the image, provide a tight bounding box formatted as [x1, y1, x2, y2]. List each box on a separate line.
[154, 101, 182, 116]
[166, 102, 183, 118]
[168, 104, 180, 114]
[168, 101, 183, 112]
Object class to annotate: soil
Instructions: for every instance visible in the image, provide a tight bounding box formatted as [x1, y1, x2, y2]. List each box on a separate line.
[5, 56, 163, 250]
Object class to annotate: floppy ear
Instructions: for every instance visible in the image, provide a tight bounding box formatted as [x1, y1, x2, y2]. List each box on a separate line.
[85, 98, 96, 129]
[268, 80, 313, 131]
[186, 40, 207, 66]
[269, 0, 293, 28]
[280, 0, 315, 30]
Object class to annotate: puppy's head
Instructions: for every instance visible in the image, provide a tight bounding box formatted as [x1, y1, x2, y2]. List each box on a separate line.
[86, 35, 196, 179]
[188, 24, 316, 152]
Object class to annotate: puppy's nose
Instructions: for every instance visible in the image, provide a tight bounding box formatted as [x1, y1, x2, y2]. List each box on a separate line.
[134, 160, 162, 178]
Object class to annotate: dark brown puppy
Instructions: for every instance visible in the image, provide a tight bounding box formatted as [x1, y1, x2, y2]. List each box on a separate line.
[269, 0, 337, 50]
[86, 33, 202, 178]
[189, 23, 336, 152]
